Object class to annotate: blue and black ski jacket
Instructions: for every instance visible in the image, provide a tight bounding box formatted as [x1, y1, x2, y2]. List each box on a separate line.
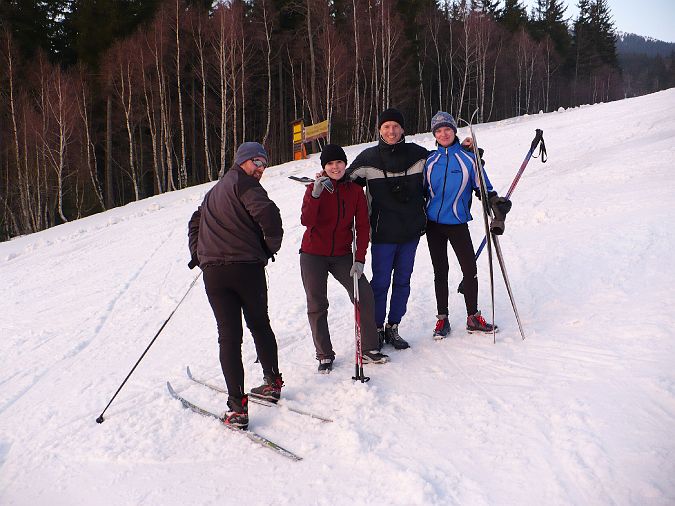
[424, 139, 494, 225]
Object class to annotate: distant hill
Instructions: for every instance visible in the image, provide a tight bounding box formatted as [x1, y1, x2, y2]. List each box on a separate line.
[616, 33, 674, 98]
[617, 32, 675, 57]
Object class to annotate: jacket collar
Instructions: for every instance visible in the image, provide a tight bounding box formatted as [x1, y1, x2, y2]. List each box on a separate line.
[436, 137, 460, 154]
[378, 134, 406, 151]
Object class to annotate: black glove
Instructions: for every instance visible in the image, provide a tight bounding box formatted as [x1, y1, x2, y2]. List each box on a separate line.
[188, 253, 199, 270]
[489, 195, 512, 235]
[490, 196, 512, 216]
[477, 147, 485, 166]
[477, 189, 497, 202]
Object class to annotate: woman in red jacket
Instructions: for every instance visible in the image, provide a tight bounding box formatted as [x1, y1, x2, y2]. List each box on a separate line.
[300, 144, 390, 373]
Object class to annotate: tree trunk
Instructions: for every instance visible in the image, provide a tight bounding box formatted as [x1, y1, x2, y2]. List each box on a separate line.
[306, 0, 318, 122]
[140, 51, 162, 194]
[106, 94, 114, 208]
[217, 9, 229, 175]
[193, 14, 212, 181]
[175, 0, 188, 188]
[78, 77, 105, 210]
[262, 0, 272, 146]
[352, 0, 361, 143]
[119, 61, 140, 200]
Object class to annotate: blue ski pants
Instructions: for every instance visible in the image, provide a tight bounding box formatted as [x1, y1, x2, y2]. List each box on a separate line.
[370, 238, 420, 328]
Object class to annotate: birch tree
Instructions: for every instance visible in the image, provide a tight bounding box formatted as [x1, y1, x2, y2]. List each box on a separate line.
[174, 0, 188, 188]
[191, 6, 213, 181]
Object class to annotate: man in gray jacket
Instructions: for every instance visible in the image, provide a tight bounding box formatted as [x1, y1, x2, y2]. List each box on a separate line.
[188, 142, 283, 430]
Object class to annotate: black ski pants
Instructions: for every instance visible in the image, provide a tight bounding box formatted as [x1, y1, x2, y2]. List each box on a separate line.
[202, 263, 280, 404]
[426, 221, 478, 317]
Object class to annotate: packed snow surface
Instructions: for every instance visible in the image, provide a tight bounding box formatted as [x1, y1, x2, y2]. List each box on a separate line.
[1, 89, 675, 505]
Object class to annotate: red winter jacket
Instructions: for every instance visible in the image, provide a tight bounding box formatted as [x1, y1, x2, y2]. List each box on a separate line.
[300, 178, 370, 263]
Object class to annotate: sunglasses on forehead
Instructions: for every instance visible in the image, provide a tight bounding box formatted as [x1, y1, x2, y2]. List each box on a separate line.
[252, 158, 268, 169]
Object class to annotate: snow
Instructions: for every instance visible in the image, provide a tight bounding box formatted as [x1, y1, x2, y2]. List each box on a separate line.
[2, 89, 675, 505]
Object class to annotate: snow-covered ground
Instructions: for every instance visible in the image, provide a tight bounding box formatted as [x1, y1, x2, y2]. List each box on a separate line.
[1, 89, 674, 505]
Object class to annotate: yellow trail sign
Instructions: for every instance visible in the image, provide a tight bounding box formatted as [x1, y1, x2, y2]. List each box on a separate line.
[304, 120, 329, 142]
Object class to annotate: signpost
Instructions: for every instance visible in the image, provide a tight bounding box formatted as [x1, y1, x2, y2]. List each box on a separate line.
[291, 119, 329, 160]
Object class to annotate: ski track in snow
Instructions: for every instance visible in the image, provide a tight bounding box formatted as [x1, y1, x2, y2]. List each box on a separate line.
[1, 90, 675, 505]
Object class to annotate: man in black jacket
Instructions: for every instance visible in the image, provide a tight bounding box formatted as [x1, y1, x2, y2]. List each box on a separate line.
[346, 108, 428, 350]
[188, 141, 283, 430]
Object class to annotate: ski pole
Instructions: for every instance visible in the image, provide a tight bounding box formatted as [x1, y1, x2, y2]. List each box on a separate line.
[473, 129, 546, 261]
[96, 271, 202, 423]
[350, 221, 369, 383]
[458, 129, 546, 295]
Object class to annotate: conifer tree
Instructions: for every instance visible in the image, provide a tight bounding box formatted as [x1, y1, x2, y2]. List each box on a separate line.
[69, 0, 161, 69]
[588, 0, 617, 68]
[571, 0, 618, 76]
[531, 0, 570, 56]
[477, 0, 501, 19]
[499, 0, 528, 33]
[0, 0, 69, 61]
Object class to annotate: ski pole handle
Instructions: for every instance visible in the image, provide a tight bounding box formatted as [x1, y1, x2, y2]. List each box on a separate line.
[530, 129, 544, 154]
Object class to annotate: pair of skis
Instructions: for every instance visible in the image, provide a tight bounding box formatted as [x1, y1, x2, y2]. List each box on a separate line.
[168, 367, 332, 461]
[462, 112, 545, 342]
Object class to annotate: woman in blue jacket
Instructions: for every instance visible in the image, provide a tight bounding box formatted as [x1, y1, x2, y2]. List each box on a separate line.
[424, 111, 511, 339]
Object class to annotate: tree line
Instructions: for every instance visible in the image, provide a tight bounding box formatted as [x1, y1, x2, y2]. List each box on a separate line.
[0, 0, 660, 241]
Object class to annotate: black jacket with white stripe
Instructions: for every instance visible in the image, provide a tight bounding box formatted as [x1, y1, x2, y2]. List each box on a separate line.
[346, 136, 428, 244]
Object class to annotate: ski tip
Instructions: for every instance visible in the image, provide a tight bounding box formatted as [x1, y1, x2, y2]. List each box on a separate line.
[186, 365, 193, 379]
[166, 381, 176, 395]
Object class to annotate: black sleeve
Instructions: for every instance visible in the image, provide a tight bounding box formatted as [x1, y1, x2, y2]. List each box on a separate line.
[345, 151, 368, 187]
[187, 207, 201, 268]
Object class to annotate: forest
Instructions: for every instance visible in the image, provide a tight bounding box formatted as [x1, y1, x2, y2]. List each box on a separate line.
[0, 0, 672, 240]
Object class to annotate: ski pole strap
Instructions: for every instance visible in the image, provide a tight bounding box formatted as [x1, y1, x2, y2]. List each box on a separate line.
[531, 129, 547, 162]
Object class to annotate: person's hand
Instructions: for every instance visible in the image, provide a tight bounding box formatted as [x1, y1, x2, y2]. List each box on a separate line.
[461, 137, 473, 149]
[350, 261, 365, 279]
[490, 196, 512, 216]
[312, 176, 330, 198]
[188, 253, 200, 269]
[489, 195, 511, 235]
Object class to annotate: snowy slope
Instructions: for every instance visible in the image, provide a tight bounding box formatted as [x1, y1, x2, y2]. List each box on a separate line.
[1, 90, 674, 506]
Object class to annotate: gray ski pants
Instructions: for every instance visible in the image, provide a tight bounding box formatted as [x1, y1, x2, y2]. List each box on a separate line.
[300, 252, 380, 360]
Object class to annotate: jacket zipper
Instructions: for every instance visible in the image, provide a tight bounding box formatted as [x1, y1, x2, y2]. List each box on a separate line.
[330, 183, 339, 256]
[436, 148, 449, 222]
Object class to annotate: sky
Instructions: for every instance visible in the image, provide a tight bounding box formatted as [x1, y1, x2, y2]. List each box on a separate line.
[524, 0, 675, 43]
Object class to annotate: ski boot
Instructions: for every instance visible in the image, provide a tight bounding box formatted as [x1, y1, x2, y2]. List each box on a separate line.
[250, 374, 284, 403]
[223, 395, 248, 430]
[433, 315, 451, 340]
[466, 311, 498, 334]
[385, 323, 410, 350]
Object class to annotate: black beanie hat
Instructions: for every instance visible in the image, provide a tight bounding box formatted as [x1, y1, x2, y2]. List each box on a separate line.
[378, 108, 405, 129]
[320, 144, 348, 168]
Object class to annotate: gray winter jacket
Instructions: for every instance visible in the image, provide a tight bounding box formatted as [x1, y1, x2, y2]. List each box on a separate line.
[188, 165, 283, 267]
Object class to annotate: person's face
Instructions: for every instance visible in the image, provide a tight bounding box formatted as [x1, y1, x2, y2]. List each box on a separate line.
[242, 157, 268, 180]
[323, 160, 346, 180]
[379, 121, 403, 145]
[434, 126, 456, 147]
